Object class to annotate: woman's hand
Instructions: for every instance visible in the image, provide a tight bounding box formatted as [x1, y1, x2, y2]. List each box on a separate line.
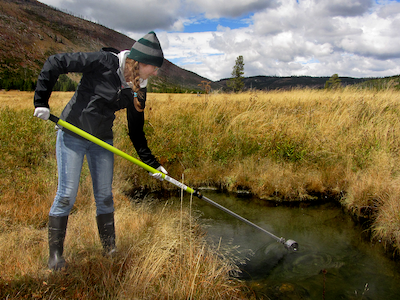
[149, 166, 168, 181]
[34, 107, 50, 120]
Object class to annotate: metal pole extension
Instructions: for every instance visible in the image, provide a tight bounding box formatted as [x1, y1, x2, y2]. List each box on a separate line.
[48, 114, 298, 251]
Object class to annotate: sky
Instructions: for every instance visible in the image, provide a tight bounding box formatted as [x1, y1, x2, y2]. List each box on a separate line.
[38, 0, 400, 81]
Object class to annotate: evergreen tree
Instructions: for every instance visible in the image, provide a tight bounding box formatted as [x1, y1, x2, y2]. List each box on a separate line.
[324, 74, 342, 89]
[53, 74, 78, 91]
[228, 55, 245, 92]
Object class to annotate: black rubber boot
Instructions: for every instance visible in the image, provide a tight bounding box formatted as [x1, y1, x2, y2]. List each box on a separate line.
[96, 212, 117, 256]
[48, 215, 68, 270]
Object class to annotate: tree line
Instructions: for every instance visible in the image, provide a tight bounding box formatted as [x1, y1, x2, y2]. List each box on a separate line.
[0, 74, 78, 92]
[1, 63, 399, 92]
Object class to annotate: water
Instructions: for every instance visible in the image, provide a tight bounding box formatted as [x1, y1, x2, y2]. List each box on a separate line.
[177, 191, 400, 299]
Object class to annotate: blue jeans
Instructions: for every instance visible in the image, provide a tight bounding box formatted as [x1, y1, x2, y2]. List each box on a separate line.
[50, 129, 114, 217]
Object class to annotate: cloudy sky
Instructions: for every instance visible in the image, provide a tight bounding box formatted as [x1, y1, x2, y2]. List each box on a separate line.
[38, 0, 400, 81]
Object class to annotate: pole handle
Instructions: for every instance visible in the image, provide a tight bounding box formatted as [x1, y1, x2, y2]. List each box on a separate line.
[49, 114, 59, 123]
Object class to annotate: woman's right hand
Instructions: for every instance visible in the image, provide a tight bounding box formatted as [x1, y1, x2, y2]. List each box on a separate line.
[34, 107, 50, 120]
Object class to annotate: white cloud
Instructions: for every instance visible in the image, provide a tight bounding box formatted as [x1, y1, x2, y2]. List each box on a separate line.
[189, 0, 278, 19]
[314, 0, 374, 17]
[40, 0, 183, 32]
[38, 0, 400, 81]
[377, 1, 400, 17]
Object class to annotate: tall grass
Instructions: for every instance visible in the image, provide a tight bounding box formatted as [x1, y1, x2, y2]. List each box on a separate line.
[0, 198, 246, 299]
[2, 87, 400, 297]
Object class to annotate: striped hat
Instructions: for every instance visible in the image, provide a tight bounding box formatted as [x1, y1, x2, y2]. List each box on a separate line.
[127, 31, 164, 67]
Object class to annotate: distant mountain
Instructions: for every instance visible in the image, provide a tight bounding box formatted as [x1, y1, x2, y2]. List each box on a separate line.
[0, 0, 222, 92]
[217, 75, 369, 90]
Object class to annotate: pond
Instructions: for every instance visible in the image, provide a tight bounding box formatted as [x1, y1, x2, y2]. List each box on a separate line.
[175, 190, 400, 299]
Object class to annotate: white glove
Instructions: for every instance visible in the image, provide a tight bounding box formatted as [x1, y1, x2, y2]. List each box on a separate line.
[149, 166, 168, 181]
[34, 107, 50, 120]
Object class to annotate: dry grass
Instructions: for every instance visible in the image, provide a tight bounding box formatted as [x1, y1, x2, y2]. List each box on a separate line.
[115, 199, 245, 299]
[2, 87, 400, 297]
[0, 195, 247, 299]
[0, 90, 72, 112]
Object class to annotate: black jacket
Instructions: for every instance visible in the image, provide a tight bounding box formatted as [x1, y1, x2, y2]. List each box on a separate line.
[34, 48, 160, 169]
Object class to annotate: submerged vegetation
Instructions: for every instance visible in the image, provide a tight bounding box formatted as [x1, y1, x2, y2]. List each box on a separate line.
[1, 87, 400, 298]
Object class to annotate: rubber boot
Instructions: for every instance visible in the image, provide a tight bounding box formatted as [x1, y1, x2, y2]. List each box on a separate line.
[48, 215, 68, 270]
[96, 212, 117, 256]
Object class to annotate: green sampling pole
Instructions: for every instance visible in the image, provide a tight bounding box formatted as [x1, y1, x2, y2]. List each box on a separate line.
[49, 114, 199, 197]
[48, 114, 298, 251]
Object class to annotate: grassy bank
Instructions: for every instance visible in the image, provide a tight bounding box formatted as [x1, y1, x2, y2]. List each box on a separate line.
[117, 88, 400, 253]
[1, 88, 400, 296]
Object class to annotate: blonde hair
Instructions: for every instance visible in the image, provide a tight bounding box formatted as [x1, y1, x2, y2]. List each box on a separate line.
[124, 58, 141, 94]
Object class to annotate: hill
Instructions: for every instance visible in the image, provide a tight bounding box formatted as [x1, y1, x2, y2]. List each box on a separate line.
[0, 0, 222, 92]
[217, 75, 369, 90]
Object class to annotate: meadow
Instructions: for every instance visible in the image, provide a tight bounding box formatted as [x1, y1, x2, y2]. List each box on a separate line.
[1, 87, 400, 298]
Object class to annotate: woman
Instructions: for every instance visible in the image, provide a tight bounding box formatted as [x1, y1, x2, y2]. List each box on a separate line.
[33, 31, 167, 270]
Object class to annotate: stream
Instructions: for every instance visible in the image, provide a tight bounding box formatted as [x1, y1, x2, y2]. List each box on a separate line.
[173, 190, 400, 299]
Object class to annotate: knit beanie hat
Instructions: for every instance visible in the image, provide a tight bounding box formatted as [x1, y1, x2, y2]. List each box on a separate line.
[127, 31, 164, 67]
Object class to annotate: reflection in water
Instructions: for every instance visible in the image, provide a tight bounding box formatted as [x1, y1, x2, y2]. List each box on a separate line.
[173, 191, 400, 299]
